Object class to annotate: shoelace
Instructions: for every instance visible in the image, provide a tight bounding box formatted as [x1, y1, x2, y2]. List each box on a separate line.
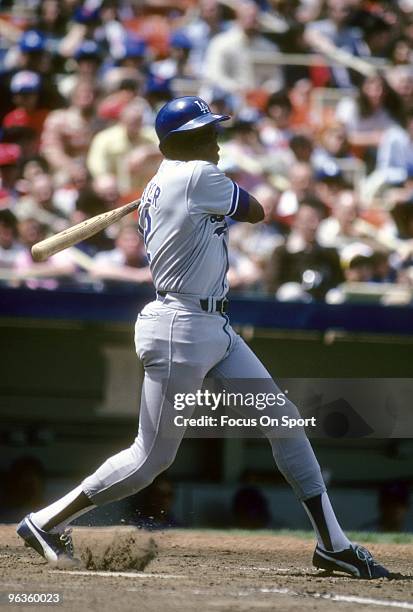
[59, 528, 74, 556]
[355, 545, 374, 562]
[354, 545, 374, 578]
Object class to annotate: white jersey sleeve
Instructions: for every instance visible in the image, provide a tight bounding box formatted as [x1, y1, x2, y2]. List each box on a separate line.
[188, 161, 249, 219]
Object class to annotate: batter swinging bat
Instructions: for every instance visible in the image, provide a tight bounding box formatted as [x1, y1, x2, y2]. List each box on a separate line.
[31, 198, 141, 262]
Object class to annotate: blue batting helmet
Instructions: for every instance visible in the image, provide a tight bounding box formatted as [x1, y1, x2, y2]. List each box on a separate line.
[155, 96, 230, 144]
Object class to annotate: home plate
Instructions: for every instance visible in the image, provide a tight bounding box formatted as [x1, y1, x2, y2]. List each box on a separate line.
[50, 570, 184, 579]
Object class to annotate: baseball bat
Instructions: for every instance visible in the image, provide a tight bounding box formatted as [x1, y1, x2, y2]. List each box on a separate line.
[31, 198, 141, 262]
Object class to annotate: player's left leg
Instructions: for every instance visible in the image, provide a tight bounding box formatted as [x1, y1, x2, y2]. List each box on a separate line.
[209, 334, 349, 549]
[209, 332, 390, 578]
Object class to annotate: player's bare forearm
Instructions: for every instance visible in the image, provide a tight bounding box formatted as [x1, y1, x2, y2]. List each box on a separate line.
[245, 194, 264, 224]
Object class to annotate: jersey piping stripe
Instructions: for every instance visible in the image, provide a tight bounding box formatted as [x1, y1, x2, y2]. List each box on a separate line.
[232, 187, 250, 221]
[227, 181, 239, 217]
[222, 239, 229, 294]
[220, 312, 232, 352]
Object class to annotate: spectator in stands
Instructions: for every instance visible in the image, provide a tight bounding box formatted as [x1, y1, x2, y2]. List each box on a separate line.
[5, 30, 50, 75]
[391, 197, 413, 241]
[91, 223, 151, 284]
[333, 241, 396, 288]
[357, 12, 392, 61]
[2, 111, 37, 160]
[304, 0, 364, 88]
[96, 78, 141, 126]
[183, 0, 228, 75]
[381, 200, 413, 278]
[16, 155, 50, 197]
[227, 247, 260, 292]
[313, 166, 349, 209]
[391, 37, 413, 67]
[0, 143, 21, 209]
[41, 80, 99, 184]
[386, 66, 413, 115]
[4, 29, 63, 111]
[317, 189, 371, 252]
[143, 73, 173, 115]
[362, 112, 413, 204]
[259, 90, 294, 156]
[0, 209, 23, 269]
[312, 122, 354, 175]
[371, 250, 397, 284]
[87, 98, 161, 197]
[73, 39, 102, 79]
[219, 108, 276, 187]
[50, 161, 91, 220]
[33, 0, 68, 54]
[5, 71, 49, 141]
[203, 0, 284, 97]
[102, 36, 147, 94]
[336, 74, 401, 152]
[218, 158, 259, 196]
[93, 174, 121, 212]
[14, 216, 75, 289]
[15, 173, 69, 233]
[289, 133, 313, 164]
[277, 161, 314, 220]
[58, 40, 102, 99]
[207, 89, 235, 122]
[339, 244, 376, 283]
[151, 30, 194, 81]
[375, 110, 413, 187]
[95, 1, 129, 62]
[266, 196, 343, 301]
[58, 4, 103, 60]
[71, 187, 115, 256]
[288, 78, 313, 129]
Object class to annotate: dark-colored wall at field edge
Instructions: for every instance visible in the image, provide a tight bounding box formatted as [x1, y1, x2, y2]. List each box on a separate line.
[1, 319, 413, 487]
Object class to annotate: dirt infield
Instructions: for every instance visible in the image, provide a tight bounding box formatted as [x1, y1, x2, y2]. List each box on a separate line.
[1, 525, 412, 611]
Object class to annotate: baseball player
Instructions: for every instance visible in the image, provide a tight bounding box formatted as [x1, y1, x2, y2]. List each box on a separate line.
[17, 97, 391, 579]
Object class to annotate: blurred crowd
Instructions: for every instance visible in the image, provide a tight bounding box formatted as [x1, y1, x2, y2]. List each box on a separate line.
[0, 0, 413, 303]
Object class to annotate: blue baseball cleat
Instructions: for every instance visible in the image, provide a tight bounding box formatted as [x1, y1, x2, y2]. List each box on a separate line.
[313, 543, 390, 579]
[16, 514, 75, 564]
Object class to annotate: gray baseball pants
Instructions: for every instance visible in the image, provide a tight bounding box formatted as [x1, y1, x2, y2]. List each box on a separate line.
[82, 295, 326, 504]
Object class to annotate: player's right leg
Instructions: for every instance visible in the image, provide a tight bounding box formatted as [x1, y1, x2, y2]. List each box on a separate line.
[18, 301, 228, 562]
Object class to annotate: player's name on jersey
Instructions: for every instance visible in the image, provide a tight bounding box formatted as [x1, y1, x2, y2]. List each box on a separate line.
[174, 415, 317, 429]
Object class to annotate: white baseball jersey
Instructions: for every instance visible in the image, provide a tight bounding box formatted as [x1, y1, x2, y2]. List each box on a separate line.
[138, 159, 249, 298]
